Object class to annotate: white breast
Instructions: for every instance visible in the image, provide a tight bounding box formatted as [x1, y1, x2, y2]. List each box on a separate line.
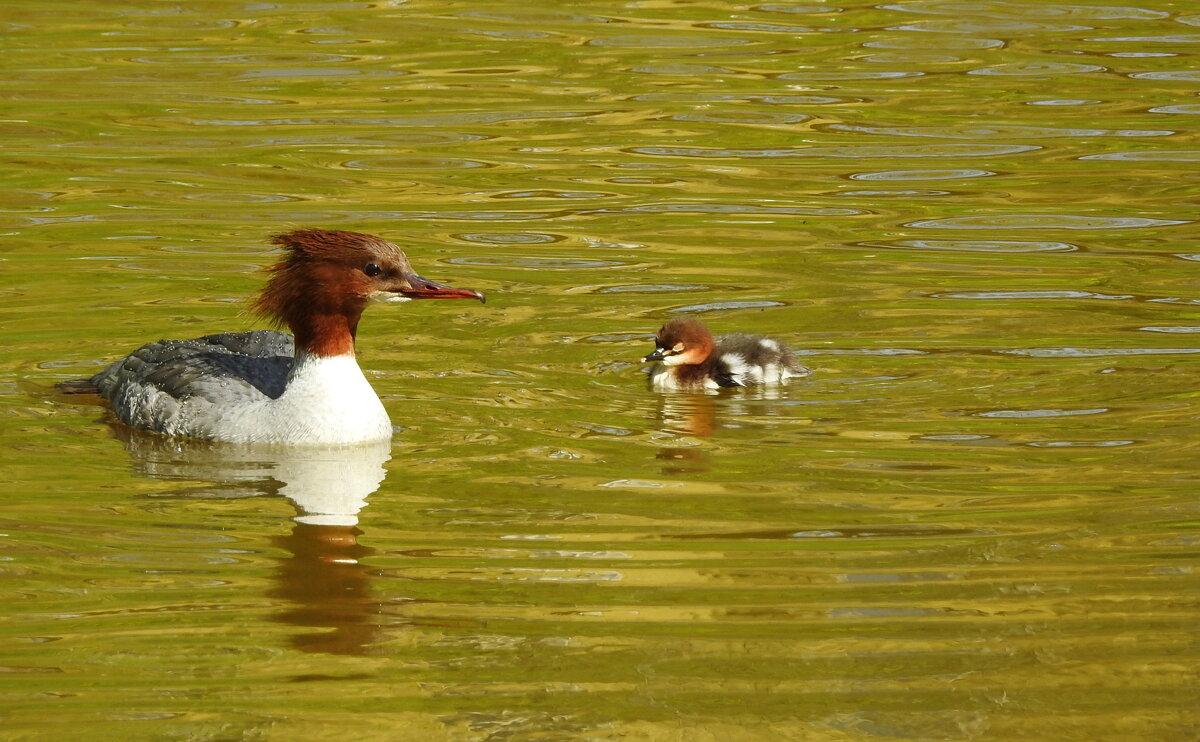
[182, 353, 393, 445]
[648, 365, 720, 391]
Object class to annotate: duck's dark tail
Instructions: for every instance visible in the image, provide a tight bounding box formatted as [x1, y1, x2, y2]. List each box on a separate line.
[56, 378, 99, 395]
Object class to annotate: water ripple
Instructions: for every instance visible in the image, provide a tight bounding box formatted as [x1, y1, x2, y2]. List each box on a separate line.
[1027, 98, 1102, 106]
[341, 156, 493, 171]
[588, 35, 752, 48]
[906, 215, 1188, 229]
[777, 70, 924, 81]
[568, 283, 708, 295]
[850, 169, 995, 181]
[974, 408, 1109, 418]
[831, 124, 1166, 139]
[754, 4, 840, 14]
[933, 290, 1131, 300]
[1028, 440, 1136, 447]
[129, 52, 364, 66]
[604, 202, 864, 217]
[180, 192, 298, 204]
[672, 111, 812, 125]
[141, 110, 588, 129]
[1099, 34, 1200, 43]
[861, 52, 964, 64]
[1080, 151, 1200, 162]
[700, 22, 827, 33]
[1149, 104, 1200, 115]
[446, 256, 629, 270]
[453, 232, 564, 244]
[1129, 71, 1200, 81]
[632, 63, 739, 76]
[862, 239, 1076, 253]
[628, 144, 1040, 159]
[631, 92, 859, 105]
[837, 188, 950, 198]
[998, 348, 1200, 357]
[968, 62, 1107, 76]
[376, 210, 564, 222]
[881, 2, 1166, 21]
[1140, 326, 1200, 334]
[800, 348, 926, 356]
[862, 37, 1004, 49]
[890, 20, 1090, 34]
[455, 10, 612, 24]
[490, 189, 616, 200]
[464, 28, 556, 40]
[668, 301, 787, 314]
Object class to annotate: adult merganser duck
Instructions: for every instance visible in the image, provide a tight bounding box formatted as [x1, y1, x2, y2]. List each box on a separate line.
[642, 317, 808, 391]
[73, 229, 484, 445]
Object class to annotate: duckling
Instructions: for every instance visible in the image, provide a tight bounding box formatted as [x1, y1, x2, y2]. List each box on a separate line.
[642, 317, 808, 391]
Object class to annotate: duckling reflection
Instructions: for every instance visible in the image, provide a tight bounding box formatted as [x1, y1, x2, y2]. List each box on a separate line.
[652, 389, 715, 470]
[651, 393, 716, 473]
[111, 427, 391, 656]
[651, 382, 795, 434]
[654, 391, 717, 438]
[650, 385, 799, 473]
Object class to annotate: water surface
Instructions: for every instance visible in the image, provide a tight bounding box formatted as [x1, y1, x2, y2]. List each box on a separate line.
[2, 1, 1197, 740]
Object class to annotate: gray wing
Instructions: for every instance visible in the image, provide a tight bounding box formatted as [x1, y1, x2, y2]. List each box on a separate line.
[92, 330, 295, 405]
[717, 333, 806, 372]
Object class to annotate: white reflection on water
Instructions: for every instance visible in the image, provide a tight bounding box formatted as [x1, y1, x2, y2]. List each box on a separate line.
[116, 428, 390, 526]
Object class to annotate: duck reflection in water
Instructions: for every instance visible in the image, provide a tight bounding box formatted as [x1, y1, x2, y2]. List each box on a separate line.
[111, 427, 391, 656]
[650, 386, 796, 473]
[270, 520, 379, 656]
[652, 393, 716, 474]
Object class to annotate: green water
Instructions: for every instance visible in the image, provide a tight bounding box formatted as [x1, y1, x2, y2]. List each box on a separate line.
[2, 1, 1198, 740]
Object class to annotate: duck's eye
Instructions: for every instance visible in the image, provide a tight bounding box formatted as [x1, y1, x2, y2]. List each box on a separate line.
[364, 263, 383, 277]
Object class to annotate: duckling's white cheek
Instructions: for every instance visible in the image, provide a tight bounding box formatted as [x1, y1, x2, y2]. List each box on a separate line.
[661, 354, 686, 367]
[371, 291, 412, 304]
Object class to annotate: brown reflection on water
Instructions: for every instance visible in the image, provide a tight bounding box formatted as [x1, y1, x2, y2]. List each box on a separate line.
[649, 384, 808, 473]
[651, 390, 715, 474]
[270, 522, 383, 657]
[653, 391, 717, 437]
